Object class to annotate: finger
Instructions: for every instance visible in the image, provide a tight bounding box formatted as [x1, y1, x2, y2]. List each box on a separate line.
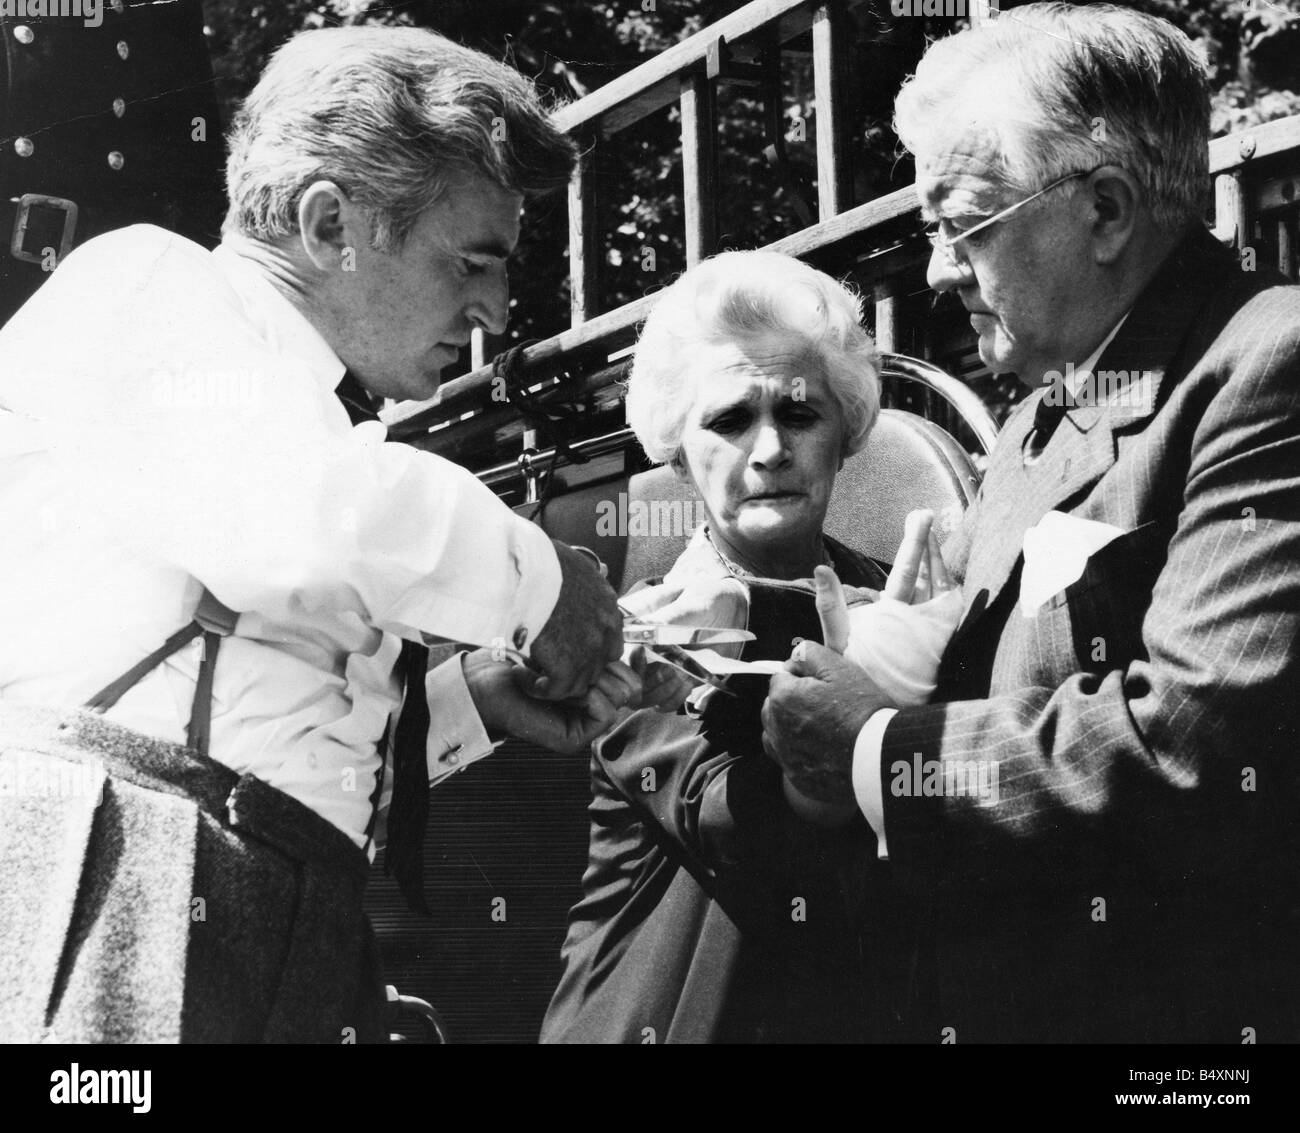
[511, 665, 546, 699]
[759, 698, 778, 757]
[626, 644, 649, 677]
[884, 509, 933, 603]
[642, 659, 684, 696]
[546, 646, 609, 702]
[915, 536, 933, 605]
[581, 686, 619, 730]
[641, 667, 692, 712]
[785, 640, 839, 679]
[814, 564, 850, 654]
[927, 528, 956, 592]
[594, 663, 642, 709]
[604, 621, 625, 667]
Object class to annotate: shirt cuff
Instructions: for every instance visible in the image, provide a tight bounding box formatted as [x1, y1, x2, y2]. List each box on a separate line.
[853, 707, 898, 861]
[508, 518, 562, 659]
[424, 652, 497, 788]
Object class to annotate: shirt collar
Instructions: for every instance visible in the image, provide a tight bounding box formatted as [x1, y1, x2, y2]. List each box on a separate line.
[1065, 312, 1130, 399]
[211, 235, 347, 398]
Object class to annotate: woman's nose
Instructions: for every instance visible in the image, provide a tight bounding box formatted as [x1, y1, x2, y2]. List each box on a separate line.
[748, 424, 790, 469]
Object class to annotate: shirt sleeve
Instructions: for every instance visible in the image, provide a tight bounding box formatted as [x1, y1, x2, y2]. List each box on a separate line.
[853, 707, 897, 860]
[0, 232, 561, 653]
[424, 653, 498, 788]
[372, 653, 499, 846]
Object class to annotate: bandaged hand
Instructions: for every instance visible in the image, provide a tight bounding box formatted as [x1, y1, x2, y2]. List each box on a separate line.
[815, 509, 962, 705]
[782, 510, 962, 823]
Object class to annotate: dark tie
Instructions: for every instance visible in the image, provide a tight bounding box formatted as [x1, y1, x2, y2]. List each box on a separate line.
[334, 370, 433, 914]
[1023, 392, 1071, 465]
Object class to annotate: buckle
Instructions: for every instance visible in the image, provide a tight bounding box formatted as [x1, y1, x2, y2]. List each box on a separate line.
[10, 193, 79, 265]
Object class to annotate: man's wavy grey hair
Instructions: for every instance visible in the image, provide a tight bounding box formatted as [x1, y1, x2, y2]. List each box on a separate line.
[894, 2, 1210, 232]
[224, 26, 576, 251]
[625, 251, 880, 466]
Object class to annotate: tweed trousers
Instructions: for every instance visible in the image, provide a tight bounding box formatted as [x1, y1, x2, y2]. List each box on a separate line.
[0, 703, 387, 1043]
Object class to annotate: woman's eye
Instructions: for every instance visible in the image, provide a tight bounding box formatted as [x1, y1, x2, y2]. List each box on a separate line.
[706, 412, 748, 435]
[780, 406, 818, 427]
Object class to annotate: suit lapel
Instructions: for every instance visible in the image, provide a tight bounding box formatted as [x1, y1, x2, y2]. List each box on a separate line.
[956, 228, 1239, 635]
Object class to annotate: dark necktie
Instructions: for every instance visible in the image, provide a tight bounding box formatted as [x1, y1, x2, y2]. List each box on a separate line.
[335, 370, 432, 914]
[1023, 392, 1071, 465]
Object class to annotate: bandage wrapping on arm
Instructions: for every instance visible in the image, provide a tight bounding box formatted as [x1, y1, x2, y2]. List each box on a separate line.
[840, 590, 964, 707]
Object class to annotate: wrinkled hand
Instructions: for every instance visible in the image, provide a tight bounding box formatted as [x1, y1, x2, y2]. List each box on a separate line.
[767, 509, 957, 806]
[763, 642, 893, 806]
[463, 649, 642, 753]
[525, 541, 625, 701]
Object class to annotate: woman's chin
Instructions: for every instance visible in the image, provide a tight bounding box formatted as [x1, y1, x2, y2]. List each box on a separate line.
[729, 507, 815, 546]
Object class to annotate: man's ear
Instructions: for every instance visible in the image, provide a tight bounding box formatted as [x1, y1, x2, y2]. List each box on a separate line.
[297, 181, 364, 273]
[1085, 165, 1142, 267]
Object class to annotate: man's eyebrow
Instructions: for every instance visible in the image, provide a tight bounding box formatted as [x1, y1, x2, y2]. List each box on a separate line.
[921, 200, 990, 223]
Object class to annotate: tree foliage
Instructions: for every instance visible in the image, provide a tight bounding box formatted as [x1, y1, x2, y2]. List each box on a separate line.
[200, 0, 1300, 365]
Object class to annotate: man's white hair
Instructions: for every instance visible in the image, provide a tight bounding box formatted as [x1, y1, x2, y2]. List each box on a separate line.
[224, 26, 575, 252]
[894, 2, 1210, 231]
[625, 251, 880, 465]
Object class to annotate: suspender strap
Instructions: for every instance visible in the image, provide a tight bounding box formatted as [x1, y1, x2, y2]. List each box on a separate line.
[83, 621, 206, 714]
[83, 589, 238, 759]
[185, 631, 224, 759]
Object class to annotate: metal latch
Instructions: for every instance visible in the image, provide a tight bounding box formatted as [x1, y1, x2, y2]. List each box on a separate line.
[10, 193, 79, 265]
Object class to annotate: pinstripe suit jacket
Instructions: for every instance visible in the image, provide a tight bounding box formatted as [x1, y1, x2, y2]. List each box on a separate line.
[881, 227, 1300, 1043]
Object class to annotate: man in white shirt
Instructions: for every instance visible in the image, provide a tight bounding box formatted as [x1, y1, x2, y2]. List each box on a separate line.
[762, 4, 1300, 1041]
[0, 26, 641, 1043]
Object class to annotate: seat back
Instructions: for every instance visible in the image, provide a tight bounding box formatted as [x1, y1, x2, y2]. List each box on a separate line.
[525, 407, 980, 590]
[368, 400, 987, 1043]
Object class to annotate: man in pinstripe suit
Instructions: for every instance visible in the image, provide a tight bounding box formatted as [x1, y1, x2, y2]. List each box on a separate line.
[763, 4, 1300, 1042]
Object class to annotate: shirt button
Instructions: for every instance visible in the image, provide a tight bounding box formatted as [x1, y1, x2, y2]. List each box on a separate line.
[512, 626, 528, 650]
[443, 744, 462, 766]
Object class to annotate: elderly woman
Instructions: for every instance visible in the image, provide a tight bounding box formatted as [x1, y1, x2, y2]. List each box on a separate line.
[541, 251, 959, 1044]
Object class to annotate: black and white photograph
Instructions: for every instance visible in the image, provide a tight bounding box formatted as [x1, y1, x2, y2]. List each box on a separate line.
[0, 0, 1296, 1101]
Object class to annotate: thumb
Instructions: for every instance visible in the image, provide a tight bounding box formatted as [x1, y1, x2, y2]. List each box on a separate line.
[786, 639, 840, 679]
[510, 665, 549, 699]
[814, 564, 849, 654]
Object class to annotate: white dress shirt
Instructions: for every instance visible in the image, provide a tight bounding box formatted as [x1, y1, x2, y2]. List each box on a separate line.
[852, 317, 1129, 858]
[0, 225, 561, 850]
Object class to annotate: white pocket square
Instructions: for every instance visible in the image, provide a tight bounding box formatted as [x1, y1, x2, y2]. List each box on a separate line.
[1020, 511, 1129, 618]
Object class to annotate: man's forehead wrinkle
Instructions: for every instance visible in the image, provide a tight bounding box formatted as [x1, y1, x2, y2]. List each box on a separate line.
[918, 167, 1006, 219]
[439, 185, 523, 255]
